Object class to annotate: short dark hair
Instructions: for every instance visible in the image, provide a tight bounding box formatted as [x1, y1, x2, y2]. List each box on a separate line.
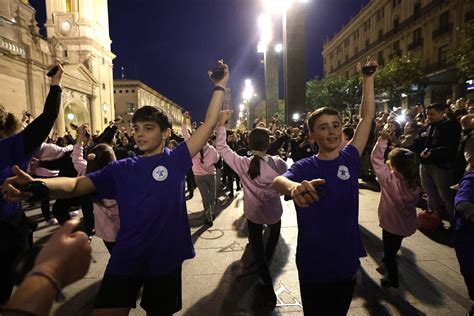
[132, 105, 172, 131]
[307, 107, 341, 132]
[426, 103, 447, 112]
[342, 126, 354, 139]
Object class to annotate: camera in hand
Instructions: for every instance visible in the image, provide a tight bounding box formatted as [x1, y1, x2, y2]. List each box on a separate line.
[70, 123, 90, 138]
[361, 65, 377, 75]
[210, 66, 225, 81]
[47, 66, 59, 77]
[20, 181, 50, 203]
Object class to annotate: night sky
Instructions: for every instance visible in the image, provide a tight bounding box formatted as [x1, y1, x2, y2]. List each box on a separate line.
[29, 0, 369, 121]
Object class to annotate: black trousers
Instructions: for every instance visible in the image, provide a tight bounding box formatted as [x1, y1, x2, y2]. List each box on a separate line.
[186, 169, 196, 195]
[299, 278, 356, 316]
[247, 219, 281, 286]
[52, 195, 95, 236]
[382, 229, 404, 288]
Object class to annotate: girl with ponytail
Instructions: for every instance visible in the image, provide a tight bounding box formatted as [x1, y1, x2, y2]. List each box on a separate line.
[371, 125, 423, 295]
[215, 111, 288, 310]
[181, 112, 219, 225]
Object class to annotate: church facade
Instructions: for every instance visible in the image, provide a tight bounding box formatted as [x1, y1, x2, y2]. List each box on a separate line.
[0, 0, 115, 135]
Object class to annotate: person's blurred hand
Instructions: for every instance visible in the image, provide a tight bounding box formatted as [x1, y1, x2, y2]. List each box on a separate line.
[2, 165, 34, 203]
[31, 219, 91, 288]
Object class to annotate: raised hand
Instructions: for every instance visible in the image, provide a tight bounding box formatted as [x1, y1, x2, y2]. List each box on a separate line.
[218, 110, 232, 127]
[208, 59, 229, 87]
[2, 165, 35, 203]
[51, 64, 64, 86]
[31, 219, 92, 288]
[356, 56, 378, 77]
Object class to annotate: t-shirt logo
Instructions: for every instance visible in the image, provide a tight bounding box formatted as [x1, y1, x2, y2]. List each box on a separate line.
[337, 165, 350, 180]
[152, 166, 168, 182]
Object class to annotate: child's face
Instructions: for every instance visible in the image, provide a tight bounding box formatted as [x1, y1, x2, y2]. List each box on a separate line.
[132, 121, 168, 154]
[310, 114, 342, 152]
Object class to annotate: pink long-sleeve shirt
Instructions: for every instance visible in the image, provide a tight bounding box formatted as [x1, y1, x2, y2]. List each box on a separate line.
[216, 126, 288, 224]
[181, 123, 219, 175]
[72, 144, 120, 242]
[28, 143, 73, 177]
[371, 139, 422, 236]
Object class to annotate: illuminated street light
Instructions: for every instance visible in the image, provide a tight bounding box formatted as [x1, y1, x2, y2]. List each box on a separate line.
[239, 104, 245, 111]
[275, 43, 283, 53]
[245, 79, 252, 86]
[262, 0, 294, 15]
[292, 113, 300, 121]
[239, 112, 244, 118]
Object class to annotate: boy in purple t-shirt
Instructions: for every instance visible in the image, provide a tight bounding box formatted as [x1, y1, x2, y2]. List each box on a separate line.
[273, 58, 377, 315]
[3, 61, 229, 315]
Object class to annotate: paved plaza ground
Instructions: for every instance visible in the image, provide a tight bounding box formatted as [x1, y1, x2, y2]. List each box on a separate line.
[24, 181, 472, 316]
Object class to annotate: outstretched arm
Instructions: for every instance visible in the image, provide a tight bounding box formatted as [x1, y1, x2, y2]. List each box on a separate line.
[349, 57, 377, 156]
[186, 60, 229, 157]
[2, 165, 96, 202]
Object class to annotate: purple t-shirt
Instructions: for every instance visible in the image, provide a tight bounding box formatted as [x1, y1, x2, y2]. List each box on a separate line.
[87, 142, 195, 277]
[453, 171, 474, 276]
[283, 145, 367, 283]
[0, 133, 31, 219]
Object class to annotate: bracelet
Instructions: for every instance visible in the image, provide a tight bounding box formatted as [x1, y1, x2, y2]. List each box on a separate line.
[213, 85, 226, 93]
[0, 307, 37, 315]
[28, 271, 66, 302]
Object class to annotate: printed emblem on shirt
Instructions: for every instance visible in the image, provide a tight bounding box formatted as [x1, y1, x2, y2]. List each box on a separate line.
[337, 165, 350, 180]
[152, 166, 168, 182]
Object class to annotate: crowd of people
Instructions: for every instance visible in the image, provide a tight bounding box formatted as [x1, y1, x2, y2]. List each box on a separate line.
[0, 57, 472, 316]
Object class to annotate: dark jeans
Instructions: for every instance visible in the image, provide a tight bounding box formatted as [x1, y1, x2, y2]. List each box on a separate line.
[52, 195, 95, 236]
[186, 169, 196, 196]
[299, 278, 356, 316]
[382, 229, 404, 288]
[247, 219, 281, 286]
[40, 198, 52, 221]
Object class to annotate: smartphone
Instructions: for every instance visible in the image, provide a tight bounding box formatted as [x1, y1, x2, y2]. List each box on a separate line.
[47, 66, 59, 77]
[361, 65, 377, 75]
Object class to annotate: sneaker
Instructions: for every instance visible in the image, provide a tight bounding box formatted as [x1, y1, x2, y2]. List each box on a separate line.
[69, 210, 79, 217]
[47, 218, 58, 225]
[252, 283, 277, 311]
[380, 278, 399, 296]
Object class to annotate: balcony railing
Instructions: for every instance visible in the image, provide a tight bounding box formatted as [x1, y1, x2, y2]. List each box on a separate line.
[408, 38, 423, 50]
[432, 24, 452, 39]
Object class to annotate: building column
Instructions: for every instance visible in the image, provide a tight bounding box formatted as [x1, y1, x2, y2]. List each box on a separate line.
[264, 46, 279, 126]
[283, 1, 306, 125]
[56, 102, 65, 135]
[90, 87, 101, 133]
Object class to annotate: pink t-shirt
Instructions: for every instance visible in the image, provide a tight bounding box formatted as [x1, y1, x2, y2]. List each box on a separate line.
[216, 126, 288, 224]
[371, 139, 422, 236]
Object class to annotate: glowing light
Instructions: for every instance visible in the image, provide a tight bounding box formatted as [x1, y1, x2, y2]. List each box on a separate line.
[67, 113, 75, 120]
[239, 112, 244, 118]
[263, 0, 294, 15]
[245, 79, 252, 86]
[239, 104, 245, 111]
[275, 43, 283, 53]
[292, 113, 300, 121]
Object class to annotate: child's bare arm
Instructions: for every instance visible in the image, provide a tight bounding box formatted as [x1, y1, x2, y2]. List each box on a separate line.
[2, 166, 96, 201]
[349, 57, 377, 156]
[186, 60, 229, 157]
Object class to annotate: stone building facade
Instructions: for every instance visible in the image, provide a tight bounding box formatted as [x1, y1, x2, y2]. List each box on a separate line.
[0, 0, 114, 135]
[322, 0, 474, 105]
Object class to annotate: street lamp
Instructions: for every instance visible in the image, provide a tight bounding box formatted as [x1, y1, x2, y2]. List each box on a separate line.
[275, 43, 283, 53]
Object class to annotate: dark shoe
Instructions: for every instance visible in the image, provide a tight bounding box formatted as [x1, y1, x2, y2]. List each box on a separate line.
[228, 193, 234, 199]
[205, 218, 213, 227]
[186, 194, 193, 200]
[376, 263, 386, 275]
[252, 282, 277, 312]
[236, 186, 241, 191]
[380, 278, 399, 296]
[467, 304, 474, 316]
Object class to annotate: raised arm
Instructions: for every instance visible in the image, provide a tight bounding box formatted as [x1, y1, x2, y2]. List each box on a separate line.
[215, 111, 246, 173]
[186, 60, 229, 157]
[181, 112, 191, 141]
[349, 57, 377, 156]
[22, 65, 64, 156]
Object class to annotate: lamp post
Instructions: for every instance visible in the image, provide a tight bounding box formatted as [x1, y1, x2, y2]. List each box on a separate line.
[242, 79, 255, 129]
[261, 0, 308, 125]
